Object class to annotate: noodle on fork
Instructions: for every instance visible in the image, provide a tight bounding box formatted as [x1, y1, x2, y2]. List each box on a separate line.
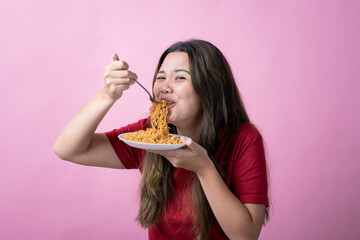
[123, 100, 182, 144]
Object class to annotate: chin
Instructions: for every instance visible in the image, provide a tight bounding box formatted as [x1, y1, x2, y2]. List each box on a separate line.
[166, 114, 175, 124]
[167, 118, 179, 127]
[166, 117, 174, 125]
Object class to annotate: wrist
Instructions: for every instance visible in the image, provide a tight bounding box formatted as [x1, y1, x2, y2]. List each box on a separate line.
[99, 87, 121, 104]
[196, 158, 216, 178]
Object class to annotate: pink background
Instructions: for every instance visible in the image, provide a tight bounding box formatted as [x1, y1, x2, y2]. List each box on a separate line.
[1, 0, 359, 239]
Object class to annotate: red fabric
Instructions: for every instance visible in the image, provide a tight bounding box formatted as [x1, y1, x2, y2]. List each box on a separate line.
[105, 118, 268, 240]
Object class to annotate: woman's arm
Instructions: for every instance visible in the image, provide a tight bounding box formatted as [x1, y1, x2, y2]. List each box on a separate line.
[197, 162, 265, 240]
[149, 137, 266, 239]
[53, 56, 137, 168]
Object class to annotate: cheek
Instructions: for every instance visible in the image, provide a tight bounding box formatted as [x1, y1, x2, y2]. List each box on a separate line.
[183, 93, 201, 112]
[153, 82, 160, 95]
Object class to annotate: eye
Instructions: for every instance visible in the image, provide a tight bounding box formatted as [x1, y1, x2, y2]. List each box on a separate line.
[156, 76, 166, 80]
[175, 76, 186, 80]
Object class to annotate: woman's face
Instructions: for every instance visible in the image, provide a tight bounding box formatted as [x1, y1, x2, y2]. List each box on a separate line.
[153, 52, 202, 129]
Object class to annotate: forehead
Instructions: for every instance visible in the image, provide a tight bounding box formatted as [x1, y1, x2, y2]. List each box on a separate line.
[159, 52, 190, 71]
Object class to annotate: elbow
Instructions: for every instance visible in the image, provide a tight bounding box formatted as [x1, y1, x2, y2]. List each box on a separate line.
[226, 227, 261, 240]
[53, 145, 66, 160]
[53, 142, 71, 161]
[228, 234, 258, 240]
[227, 234, 257, 240]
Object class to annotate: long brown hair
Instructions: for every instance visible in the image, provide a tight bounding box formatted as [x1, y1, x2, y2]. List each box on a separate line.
[137, 40, 263, 239]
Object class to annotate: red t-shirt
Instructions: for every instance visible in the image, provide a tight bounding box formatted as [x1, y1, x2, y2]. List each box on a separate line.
[106, 118, 268, 239]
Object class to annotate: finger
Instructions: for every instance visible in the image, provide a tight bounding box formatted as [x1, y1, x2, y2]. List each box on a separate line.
[112, 53, 119, 62]
[108, 59, 129, 70]
[117, 84, 132, 91]
[105, 78, 136, 86]
[108, 70, 138, 80]
[180, 136, 193, 146]
[106, 83, 132, 93]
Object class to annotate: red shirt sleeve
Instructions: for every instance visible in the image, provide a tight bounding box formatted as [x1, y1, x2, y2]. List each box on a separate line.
[222, 124, 269, 206]
[105, 118, 149, 169]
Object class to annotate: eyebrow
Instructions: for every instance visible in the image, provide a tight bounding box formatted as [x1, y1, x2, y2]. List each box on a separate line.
[157, 69, 190, 74]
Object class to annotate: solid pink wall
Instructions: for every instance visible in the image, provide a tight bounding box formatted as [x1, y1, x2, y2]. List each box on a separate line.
[1, 0, 359, 239]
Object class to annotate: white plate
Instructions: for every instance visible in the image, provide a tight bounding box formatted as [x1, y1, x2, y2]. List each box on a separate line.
[118, 132, 187, 150]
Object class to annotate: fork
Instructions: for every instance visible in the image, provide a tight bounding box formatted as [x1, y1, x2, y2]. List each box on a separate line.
[112, 53, 159, 104]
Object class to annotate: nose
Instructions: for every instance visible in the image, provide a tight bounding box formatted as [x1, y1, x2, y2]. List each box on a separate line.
[159, 80, 173, 94]
[160, 86, 172, 94]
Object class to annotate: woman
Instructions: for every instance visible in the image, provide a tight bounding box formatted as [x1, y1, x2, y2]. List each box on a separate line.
[54, 39, 269, 240]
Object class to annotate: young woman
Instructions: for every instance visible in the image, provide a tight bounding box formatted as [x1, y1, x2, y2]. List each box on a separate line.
[54, 39, 269, 240]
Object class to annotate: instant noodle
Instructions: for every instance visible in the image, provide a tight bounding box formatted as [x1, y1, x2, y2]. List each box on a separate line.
[123, 100, 182, 144]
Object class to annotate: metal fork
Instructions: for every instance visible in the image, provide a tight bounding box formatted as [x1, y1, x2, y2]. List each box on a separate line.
[112, 53, 159, 103]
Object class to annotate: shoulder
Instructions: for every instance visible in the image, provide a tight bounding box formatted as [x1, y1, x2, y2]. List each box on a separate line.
[221, 123, 263, 144]
[217, 123, 265, 164]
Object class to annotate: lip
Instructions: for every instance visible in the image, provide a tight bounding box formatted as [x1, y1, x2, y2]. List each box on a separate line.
[159, 97, 176, 105]
[168, 102, 176, 109]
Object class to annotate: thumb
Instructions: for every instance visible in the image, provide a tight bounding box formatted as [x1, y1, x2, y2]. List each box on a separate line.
[112, 53, 119, 62]
[180, 136, 192, 146]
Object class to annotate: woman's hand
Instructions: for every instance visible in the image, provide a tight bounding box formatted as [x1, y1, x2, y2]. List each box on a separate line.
[103, 53, 138, 100]
[148, 137, 214, 175]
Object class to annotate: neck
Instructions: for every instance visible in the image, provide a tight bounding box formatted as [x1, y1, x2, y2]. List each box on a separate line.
[176, 123, 201, 143]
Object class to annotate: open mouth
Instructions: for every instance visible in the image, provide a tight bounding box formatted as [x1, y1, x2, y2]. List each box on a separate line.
[159, 98, 175, 106]
[168, 102, 176, 109]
